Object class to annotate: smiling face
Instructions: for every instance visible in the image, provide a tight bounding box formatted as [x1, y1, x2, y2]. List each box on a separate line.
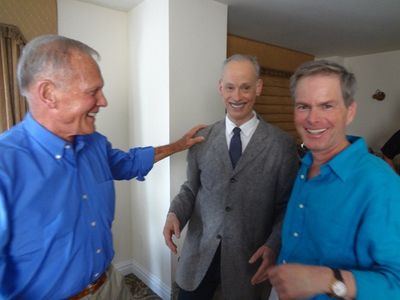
[50, 51, 107, 142]
[219, 60, 262, 126]
[294, 74, 356, 161]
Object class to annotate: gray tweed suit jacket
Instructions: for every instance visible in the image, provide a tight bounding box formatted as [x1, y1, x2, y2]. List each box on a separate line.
[169, 117, 298, 300]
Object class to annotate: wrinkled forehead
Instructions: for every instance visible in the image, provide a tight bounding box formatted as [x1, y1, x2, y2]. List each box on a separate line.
[221, 60, 258, 83]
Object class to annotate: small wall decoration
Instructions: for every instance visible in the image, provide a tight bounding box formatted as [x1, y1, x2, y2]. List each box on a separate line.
[372, 89, 386, 101]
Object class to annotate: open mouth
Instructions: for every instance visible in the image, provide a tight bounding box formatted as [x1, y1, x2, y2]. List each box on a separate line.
[306, 128, 327, 135]
[229, 102, 246, 109]
[87, 112, 97, 118]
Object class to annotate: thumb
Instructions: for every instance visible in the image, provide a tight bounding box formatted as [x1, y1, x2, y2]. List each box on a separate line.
[248, 249, 262, 264]
[174, 222, 181, 239]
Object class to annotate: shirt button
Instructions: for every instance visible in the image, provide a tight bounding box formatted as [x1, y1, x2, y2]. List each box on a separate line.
[293, 232, 299, 237]
[300, 174, 305, 180]
[298, 203, 304, 209]
[55, 154, 62, 160]
[282, 259, 287, 264]
[96, 248, 102, 254]
[94, 273, 99, 278]
[65, 144, 71, 149]
[82, 194, 88, 200]
[91, 221, 96, 227]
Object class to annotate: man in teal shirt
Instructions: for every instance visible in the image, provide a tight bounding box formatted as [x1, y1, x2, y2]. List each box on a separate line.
[268, 60, 400, 299]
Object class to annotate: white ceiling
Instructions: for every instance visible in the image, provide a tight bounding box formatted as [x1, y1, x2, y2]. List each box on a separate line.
[79, 0, 400, 57]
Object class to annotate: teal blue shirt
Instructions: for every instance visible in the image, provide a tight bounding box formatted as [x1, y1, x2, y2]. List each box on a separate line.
[278, 136, 400, 299]
[0, 113, 154, 299]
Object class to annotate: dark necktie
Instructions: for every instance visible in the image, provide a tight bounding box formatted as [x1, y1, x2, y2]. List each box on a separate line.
[229, 127, 242, 168]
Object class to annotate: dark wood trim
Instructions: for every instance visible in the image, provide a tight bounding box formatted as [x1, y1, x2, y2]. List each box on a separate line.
[260, 67, 293, 78]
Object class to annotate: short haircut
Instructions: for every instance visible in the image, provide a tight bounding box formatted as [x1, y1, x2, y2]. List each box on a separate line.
[17, 34, 100, 96]
[290, 60, 357, 107]
[221, 54, 260, 79]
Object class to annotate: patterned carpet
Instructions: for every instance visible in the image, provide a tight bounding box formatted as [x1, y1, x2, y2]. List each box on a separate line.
[124, 273, 162, 299]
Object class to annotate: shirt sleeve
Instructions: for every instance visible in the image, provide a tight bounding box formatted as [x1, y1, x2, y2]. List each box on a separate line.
[109, 145, 155, 181]
[126, 147, 155, 181]
[0, 188, 9, 297]
[351, 179, 400, 299]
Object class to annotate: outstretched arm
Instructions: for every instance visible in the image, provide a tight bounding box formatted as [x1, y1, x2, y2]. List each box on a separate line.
[154, 124, 206, 163]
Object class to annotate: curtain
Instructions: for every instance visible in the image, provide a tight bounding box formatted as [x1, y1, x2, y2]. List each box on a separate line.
[0, 23, 27, 133]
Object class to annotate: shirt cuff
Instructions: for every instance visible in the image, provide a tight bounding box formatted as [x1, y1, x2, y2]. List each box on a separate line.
[132, 146, 155, 181]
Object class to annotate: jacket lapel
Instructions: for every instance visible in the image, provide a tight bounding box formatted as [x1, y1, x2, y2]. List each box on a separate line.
[233, 118, 270, 174]
[208, 120, 233, 171]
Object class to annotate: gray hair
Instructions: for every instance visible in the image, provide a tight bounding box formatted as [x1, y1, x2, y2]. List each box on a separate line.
[290, 60, 357, 107]
[17, 34, 100, 96]
[221, 54, 260, 79]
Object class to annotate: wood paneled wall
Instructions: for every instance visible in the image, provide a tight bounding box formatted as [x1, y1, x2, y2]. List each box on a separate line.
[227, 35, 314, 141]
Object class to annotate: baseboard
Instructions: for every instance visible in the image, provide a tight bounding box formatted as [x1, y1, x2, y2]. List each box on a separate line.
[114, 259, 172, 300]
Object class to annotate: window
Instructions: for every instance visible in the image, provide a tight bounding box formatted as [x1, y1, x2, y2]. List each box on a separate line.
[0, 23, 27, 133]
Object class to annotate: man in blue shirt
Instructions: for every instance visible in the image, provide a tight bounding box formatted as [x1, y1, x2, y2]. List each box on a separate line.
[0, 35, 204, 299]
[267, 60, 400, 299]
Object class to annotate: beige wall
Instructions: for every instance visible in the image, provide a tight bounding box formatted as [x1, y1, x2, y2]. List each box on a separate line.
[58, 1, 226, 299]
[344, 50, 400, 150]
[322, 50, 400, 151]
[128, 1, 227, 297]
[0, 0, 57, 40]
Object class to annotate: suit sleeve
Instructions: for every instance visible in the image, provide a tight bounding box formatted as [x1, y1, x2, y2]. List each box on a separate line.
[168, 145, 200, 229]
[265, 136, 299, 253]
[381, 129, 400, 160]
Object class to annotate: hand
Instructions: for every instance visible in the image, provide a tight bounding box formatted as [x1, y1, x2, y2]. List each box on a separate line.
[267, 264, 331, 300]
[162, 213, 181, 254]
[154, 124, 207, 162]
[249, 245, 276, 285]
[175, 124, 207, 151]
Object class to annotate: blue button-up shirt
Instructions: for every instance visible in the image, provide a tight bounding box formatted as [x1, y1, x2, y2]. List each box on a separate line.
[278, 136, 400, 299]
[0, 114, 154, 299]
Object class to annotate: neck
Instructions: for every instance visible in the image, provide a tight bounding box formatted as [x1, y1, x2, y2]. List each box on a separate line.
[227, 112, 255, 127]
[31, 112, 75, 143]
[309, 139, 350, 178]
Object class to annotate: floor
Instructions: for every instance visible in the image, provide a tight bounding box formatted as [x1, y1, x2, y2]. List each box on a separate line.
[124, 273, 161, 299]
[124, 274, 279, 300]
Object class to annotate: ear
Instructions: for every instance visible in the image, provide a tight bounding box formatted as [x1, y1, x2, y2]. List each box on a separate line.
[256, 78, 263, 96]
[346, 101, 357, 125]
[37, 80, 57, 109]
[218, 79, 224, 95]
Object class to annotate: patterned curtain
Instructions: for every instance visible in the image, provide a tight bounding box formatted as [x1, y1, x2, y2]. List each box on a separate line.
[0, 23, 27, 133]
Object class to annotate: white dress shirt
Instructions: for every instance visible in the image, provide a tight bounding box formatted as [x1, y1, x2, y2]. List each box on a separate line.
[225, 112, 259, 152]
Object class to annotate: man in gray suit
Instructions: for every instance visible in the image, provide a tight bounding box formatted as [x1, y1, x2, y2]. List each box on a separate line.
[163, 54, 298, 300]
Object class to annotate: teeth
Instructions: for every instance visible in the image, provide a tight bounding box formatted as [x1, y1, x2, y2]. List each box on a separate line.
[231, 102, 245, 108]
[307, 128, 326, 134]
[88, 112, 97, 117]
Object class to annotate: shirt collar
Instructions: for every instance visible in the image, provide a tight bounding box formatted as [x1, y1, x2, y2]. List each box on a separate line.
[225, 111, 258, 137]
[22, 113, 87, 159]
[302, 136, 368, 181]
